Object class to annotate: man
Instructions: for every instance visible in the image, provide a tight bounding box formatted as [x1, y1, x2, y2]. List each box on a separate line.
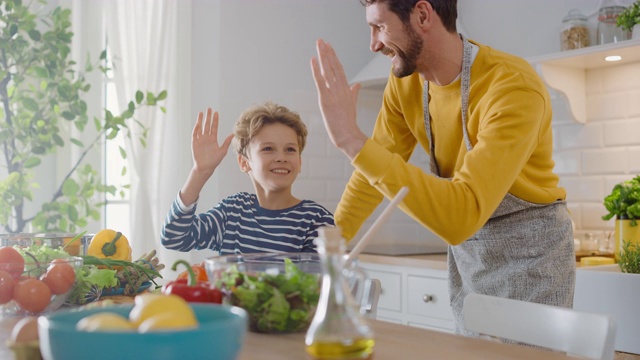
[310, 0, 575, 335]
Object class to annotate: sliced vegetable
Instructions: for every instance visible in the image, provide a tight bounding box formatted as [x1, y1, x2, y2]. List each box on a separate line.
[162, 260, 222, 303]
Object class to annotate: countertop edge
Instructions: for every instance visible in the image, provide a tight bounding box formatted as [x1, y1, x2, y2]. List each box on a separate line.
[356, 253, 448, 270]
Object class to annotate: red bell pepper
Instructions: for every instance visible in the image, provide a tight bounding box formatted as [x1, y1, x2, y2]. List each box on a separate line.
[162, 260, 223, 304]
[177, 262, 208, 282]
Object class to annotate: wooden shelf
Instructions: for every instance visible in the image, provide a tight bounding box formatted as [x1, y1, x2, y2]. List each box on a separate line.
[527, 39, 640, 123]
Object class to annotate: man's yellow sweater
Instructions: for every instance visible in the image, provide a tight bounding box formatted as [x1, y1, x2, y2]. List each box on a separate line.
[337, 40, 565, 245]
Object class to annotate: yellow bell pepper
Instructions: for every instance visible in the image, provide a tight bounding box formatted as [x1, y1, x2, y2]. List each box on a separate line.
[88, 229, 132, 262]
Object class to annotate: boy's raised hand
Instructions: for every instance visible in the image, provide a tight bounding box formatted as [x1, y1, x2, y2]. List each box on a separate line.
[191, 108, 234, 176]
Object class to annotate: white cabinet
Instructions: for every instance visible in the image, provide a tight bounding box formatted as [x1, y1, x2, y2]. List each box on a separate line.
[360, 261, 454, 333]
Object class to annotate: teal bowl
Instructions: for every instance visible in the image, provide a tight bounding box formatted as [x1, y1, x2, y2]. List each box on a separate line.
[38, 303, 248, 360]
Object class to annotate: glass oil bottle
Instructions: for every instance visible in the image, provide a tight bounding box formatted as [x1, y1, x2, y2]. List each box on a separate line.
[305, 226, 374, 359]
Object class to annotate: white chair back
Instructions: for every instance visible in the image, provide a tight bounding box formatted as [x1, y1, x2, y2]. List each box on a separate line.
[359, 278, 381, 319]
[463, 293, 616, 360]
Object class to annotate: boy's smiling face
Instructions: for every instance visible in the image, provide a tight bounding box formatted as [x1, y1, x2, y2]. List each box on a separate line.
[239, 122, 302, 194]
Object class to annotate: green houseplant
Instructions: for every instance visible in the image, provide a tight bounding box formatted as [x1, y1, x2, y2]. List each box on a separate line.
[618, 239, 640, 273]
[602, 175, 640, 226]
[616, 1, 640, 33]
[0, 0, 166, 234]
[602, 175, 640, 271]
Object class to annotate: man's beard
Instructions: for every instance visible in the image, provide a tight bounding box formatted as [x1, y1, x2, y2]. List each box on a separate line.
[388, 25, 423, 78]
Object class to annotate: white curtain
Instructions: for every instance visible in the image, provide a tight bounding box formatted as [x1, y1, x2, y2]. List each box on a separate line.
[104, 0, 191, 280]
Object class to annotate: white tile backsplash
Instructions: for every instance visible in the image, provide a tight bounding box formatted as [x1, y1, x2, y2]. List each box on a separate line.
[604, 120, 640, 146]
[553, 150, 581, 175]
[581, 148, 628, 175]
[554, 122, 603, 149]
[629, 147, 640, 173]
[559, 61, 640, 235]
[630, 91, 640, 117]
[560, 176, 604, 202]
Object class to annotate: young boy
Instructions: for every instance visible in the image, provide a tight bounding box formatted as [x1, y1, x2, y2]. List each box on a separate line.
[161, 102, 335, 254]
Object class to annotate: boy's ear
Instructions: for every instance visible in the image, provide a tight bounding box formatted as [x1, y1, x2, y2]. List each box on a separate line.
[237, 154, 250, 172]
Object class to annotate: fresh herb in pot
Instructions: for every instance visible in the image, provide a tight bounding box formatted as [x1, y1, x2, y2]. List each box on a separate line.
[616, 0, 640, 32]
[602, 175, 640, 226]
[618, 239, 640, 274]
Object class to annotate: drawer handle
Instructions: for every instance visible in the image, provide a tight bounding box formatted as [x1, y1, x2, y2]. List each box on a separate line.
[422, 294, 434, 303]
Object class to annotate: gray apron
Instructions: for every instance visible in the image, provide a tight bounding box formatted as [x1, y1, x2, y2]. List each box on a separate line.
[423, 36, 576, 336]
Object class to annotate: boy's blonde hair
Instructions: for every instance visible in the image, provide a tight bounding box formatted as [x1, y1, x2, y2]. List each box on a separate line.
[233, 102, 308, 157]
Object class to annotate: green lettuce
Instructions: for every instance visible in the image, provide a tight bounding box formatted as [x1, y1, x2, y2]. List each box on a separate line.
[220, 258, 320, 333]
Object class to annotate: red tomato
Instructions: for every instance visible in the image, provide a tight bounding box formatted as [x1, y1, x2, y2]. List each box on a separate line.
[41, 259, 76, 295]
[0, 270, 15, 304]
[13, 278, 52, 313]
[0, 247, 25, 278]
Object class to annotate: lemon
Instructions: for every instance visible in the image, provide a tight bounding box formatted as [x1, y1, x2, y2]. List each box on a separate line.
[128, 293, 197, 328]
[138, 312, 198, 332]
[76, 312, 135, 332]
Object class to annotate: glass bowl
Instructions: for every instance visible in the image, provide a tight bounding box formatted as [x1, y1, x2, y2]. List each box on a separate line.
[204, 252, 322, 333]
[1, 247, 83, 317]
[0, 233, 93, 256]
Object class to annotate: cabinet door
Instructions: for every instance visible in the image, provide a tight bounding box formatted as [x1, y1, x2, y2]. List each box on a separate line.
[362, 268, 402, 312]
[406, 274, 453, 321]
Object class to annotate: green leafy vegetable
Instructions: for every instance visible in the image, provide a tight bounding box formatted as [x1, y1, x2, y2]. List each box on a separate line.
[602, 175, 640, 226]
[67, 265, 118, 305]
[219, 258, 320, 333]
[14, 244, 71, 277]
[618, 239, 640, 274]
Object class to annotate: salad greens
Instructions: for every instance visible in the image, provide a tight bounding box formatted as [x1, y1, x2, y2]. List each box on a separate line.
[15, 244, 71, 277]
[67, 265, 118, 305]
[218, 258, 320, 333]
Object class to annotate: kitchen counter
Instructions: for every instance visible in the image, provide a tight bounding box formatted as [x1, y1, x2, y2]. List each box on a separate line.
[357, 252, 601, 270]
[356, 253, 448, 270]
[238, 318, 583, 360]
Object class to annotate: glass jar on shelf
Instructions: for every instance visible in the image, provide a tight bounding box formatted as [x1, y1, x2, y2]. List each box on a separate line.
[597, 5, 631, 45]
[561, 9, 590, 51]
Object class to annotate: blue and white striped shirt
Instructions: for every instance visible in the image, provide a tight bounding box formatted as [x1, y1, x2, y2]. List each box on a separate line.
[161, 192, 335, 254]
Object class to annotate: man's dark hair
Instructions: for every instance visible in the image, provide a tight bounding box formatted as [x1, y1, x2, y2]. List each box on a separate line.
[360, 0, 458, 33]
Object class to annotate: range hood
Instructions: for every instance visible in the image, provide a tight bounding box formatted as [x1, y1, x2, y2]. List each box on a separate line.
[350, 55, 391, 90]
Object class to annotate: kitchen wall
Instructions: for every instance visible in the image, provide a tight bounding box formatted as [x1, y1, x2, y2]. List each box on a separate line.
[185, 0, 640, 260]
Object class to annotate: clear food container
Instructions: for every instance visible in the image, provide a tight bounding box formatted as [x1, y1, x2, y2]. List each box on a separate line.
[597, 5, 631, 45]
[561, 9, 590, 51]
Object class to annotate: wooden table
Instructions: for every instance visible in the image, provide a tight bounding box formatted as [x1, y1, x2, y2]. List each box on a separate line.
[3, 312, 639, 360]
[238, 319, 582, 360]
